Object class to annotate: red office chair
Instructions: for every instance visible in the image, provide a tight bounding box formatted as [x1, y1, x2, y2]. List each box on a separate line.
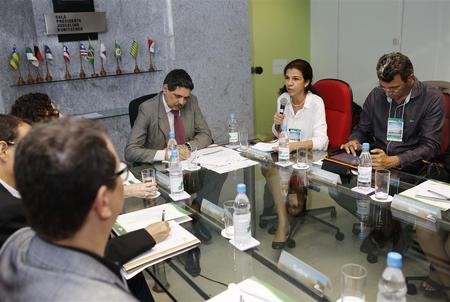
[313, 79, 353, 150]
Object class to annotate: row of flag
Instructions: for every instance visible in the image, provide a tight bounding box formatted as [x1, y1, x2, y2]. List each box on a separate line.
[8, 38, 156, 70]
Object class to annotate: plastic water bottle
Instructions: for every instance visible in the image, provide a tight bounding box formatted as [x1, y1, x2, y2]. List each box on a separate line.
[376, 252, 407, 302]
[357, 143, 372, 188]
[169, 149, 184, 194]
[228, 113, 239, 147]
[233, 183, 251, 246]
[167, 131, 178, 161]
[278, 123, 290, 163]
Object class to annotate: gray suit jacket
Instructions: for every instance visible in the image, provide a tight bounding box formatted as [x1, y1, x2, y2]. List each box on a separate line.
[0, 228, 137, 301]
[125, 92, 212, 163]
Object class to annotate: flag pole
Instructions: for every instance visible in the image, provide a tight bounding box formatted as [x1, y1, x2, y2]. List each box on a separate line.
[26, 60, 33, 85]
[35, 64, 43, 83]
[147, 37, 155, 71]
[16, 68, 25, 86]
[100, 40, 106, 76]
[115, 40, 122, 75]
[64, 60, 72, 80]
[44, 51, 52, 81]
[79, 42, 86, 78]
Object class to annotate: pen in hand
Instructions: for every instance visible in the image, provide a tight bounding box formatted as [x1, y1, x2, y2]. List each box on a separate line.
[162, 209, 165, 221]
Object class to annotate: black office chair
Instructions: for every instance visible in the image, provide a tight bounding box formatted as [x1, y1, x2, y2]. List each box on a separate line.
[129, 93, 158, 127]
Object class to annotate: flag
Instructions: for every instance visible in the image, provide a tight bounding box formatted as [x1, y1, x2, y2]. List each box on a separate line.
[114, 41, 122, 60]
[100, 42, 106, 60]
[34, 46, 43, 61]
[63, 45, 70, 62]
[44, 45, 54, 62]
[8, 47, 20, 70]
[130, 40, 138, 59]
[147, 38, 155, 53]
[79, 43, 88, 58]
[25, 47, 39, 67]
[87, 43, 95, 63]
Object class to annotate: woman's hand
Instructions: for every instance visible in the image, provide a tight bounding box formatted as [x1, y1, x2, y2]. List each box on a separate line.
[124, 182, 158, 199]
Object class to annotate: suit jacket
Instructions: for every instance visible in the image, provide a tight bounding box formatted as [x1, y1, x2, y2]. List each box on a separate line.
[0, 183, 26, 248]
[0, 228, 137, 301]
[125, 92, 212, 163]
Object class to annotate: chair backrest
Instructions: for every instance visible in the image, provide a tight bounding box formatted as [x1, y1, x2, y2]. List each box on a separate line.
[312, 79, 353, 149]
[440, 93, 450, 155]
[128, 93, 158, 128]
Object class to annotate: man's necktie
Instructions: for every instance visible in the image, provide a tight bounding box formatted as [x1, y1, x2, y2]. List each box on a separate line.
[172, 110, 186, 144]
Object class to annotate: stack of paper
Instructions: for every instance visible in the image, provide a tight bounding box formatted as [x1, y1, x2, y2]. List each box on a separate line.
[194, 146, 258, 174]
[251, 141, 278, 152]
[399, 179, 450, 211]
[113, 204, 199, 279]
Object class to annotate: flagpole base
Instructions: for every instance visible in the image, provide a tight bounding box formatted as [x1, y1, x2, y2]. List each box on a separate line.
[134, 64, 140, 73]
[46, 74, 53, 81]
[149, 64, 156, 72]
[100, 67, 107, 76]
[65, 72, 72, 80]
[35, 74, 43, 83]
[18, 76, 25, 86]
[27, 75, 33, 85]
[79, 69, 86, 78]
[91, 72, 98, 78]
[116, 66, 122, 75]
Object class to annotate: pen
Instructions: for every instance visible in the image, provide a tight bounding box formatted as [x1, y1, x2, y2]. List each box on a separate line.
[428, 189, 450, 200]
[162, 209, 165, 221]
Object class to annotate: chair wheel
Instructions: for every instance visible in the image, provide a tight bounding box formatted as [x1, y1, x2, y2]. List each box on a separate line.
[335, 232, 345, 241]
[268, 226, 277, 235]
[367, 253, 378, 263]
[330, 209, 337, 218]
[259, 221, 268, 228]
[407, 283, 417, 295]
[287, 239, 296, 248]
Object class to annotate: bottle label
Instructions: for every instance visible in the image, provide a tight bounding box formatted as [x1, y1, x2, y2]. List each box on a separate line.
[170, 175, 184, 193]
[357, 166, 372, 184]
[279, 147, 290, 161]
[233, 213, 251, 240]
[229, 132, 238, 143]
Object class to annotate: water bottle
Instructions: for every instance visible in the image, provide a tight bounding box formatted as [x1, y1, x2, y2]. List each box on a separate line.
[169, 149, 184, 194]
[233, 183, 251, 246]
[376, 252, 407, 302]
[278, 123, 290, 163]
[228, 113, 239, 147]
[357, 143, 372, 188]
[167, 131, 178, 160]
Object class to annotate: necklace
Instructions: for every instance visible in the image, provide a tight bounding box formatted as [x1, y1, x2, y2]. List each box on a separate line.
[291, 102, 304, 108]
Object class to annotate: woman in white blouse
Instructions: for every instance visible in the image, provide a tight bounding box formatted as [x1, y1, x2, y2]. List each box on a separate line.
[264, 59, 328, 249]
[272, 59, 328, 151]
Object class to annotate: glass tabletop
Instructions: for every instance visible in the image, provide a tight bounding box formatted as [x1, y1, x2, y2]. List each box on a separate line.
[125, 149, 450, 302]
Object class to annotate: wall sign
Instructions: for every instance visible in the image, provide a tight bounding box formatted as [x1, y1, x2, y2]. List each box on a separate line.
[45, 12, 106, 35]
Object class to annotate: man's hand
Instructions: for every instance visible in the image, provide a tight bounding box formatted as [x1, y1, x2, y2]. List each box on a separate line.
[145, 221, 170, 244]
[124, 182, 158, 199]
[370, 149, 400, 169]
[178, 145, 191, 160]
[340, 139, 361, 156]
[273, 112, 284, 127]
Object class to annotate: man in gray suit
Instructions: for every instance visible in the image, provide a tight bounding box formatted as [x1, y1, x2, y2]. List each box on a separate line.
[0, 118, 163, 301]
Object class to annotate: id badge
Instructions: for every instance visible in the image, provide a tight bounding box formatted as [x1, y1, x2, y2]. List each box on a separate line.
[289, 128, 302, 141]
[387, 118, 404, 142]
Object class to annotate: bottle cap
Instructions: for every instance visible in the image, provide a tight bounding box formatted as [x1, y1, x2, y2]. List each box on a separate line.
[362, 142, 370, 150]
[237, 183, 246, 193]
[229, 113, 236, 119]
[169, 131, 175, 138]
[387, 252, 402, 268]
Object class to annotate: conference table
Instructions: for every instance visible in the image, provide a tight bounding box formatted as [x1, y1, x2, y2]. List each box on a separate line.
[125, 148, 450, 302]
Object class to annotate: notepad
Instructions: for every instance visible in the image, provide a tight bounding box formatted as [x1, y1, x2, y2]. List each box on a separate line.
[399, 179, 450, 211]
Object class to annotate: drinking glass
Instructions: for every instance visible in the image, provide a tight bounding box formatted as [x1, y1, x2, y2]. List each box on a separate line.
[239, 128, 249, 152]
[141, 168, 155, 184]
[375, 169, 390, 200]
[294, 147, 309, 169]
[187, 145, 199, 170]
[340, 264, 367, 302]
[222, 200, 235, 238]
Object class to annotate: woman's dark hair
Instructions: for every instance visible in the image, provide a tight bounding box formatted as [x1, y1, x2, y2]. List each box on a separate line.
[10, 93, 59, 124]
[279, 59, 318, 95]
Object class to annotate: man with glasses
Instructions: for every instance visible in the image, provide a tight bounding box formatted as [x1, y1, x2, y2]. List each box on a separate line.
[0, 118, 169, 301]
[341, 52, 444, 173]
[0, 115, 30, 248]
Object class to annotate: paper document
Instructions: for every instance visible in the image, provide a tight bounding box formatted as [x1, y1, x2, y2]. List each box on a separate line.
[207, 276, 296, 302]
[399, 179, 450, 210]
[251, 141, 278, 152]
[194, 146, 258, 174]
[121, 221, 200, 279]
[113, 203, 191, 235]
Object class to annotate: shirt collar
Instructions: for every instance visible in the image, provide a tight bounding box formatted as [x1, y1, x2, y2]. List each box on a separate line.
[0, 177, 20, 199]
[290, 92, 313, 110]
[162, 93, 172, 114]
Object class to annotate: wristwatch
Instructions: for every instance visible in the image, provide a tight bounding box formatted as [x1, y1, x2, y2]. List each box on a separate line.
[185, 142, 192, 151]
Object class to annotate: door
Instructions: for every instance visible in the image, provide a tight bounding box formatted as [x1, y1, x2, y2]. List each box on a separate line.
[250, 0, 311, 140]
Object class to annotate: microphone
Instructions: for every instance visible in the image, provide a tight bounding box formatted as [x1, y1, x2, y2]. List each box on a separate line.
[279, 97, 288, 114]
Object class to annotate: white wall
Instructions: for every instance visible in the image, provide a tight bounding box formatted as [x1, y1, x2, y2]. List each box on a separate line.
[311, 0, 450, 105]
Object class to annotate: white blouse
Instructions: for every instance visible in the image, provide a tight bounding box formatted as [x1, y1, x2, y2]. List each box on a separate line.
[272, 92, 329, 151]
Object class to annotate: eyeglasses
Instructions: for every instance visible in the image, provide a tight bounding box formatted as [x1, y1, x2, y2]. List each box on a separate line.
[378, 85, 403, 94]
[115, 162, 129, 181]
[6, 141, 15, 146]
